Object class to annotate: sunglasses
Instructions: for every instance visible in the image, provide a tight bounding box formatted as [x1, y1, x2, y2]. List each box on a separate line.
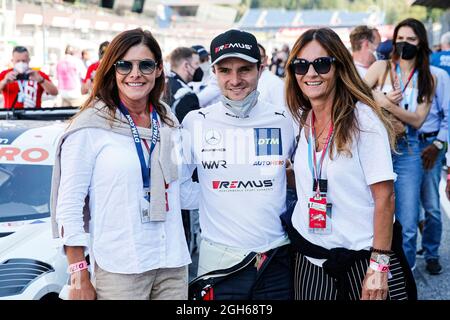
[290, 57, 336, 75]
[114, 59, 157, 75]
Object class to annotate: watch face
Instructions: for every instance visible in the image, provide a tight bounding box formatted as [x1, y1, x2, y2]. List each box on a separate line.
[433, 140, 443, 150]
[377, 255, 390, 265]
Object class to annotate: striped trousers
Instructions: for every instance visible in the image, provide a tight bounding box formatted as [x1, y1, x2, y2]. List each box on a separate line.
[294, 252, 408, 300]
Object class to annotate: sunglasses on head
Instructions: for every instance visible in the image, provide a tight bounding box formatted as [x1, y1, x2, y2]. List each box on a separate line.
[114, 59, 157, 75]
[290, 57, 336, 75]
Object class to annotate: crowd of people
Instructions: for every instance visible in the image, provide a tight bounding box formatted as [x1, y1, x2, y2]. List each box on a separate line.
[1, 17, 449, 301]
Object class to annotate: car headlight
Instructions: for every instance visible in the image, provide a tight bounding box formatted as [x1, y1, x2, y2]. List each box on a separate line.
[0, 258, 54, 297]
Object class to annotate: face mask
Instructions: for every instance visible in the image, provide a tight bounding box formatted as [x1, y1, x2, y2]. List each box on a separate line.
[395, 42, 418, 60]
[192, 66, 204, 82]
[221, 89, 259, 118]
[14, 62, 29, 74]
[200, 62, 210, 76]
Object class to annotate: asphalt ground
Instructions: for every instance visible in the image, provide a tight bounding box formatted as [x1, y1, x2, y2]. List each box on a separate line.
[415, 176, 450, 300]
[188, 175, 450, 300]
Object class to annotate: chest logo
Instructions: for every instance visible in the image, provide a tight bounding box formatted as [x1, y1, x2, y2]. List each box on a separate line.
[204, 129, 222, 146]
[254, 128, 282, 156]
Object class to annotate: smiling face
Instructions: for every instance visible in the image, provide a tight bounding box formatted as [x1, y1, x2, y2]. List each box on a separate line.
[295, 40, 336, 106]
[213, 57, 261, 101]
[116, 43, 162, 109]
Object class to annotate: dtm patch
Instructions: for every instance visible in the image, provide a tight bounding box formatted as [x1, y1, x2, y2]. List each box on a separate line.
[254, 128, 282, 156]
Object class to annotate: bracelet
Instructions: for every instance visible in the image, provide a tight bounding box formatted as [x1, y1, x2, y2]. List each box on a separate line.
[369, 260, 390, 273]
[370, 247, 393, 254]
[68, 260, 88, 274]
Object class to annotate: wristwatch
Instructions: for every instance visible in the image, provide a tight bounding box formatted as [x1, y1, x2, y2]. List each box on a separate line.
[433, 139, 444, 150]
[371, 253, 390, 265]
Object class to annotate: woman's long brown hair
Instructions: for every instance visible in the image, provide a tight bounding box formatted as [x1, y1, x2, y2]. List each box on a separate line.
[78, 28, 174, 126]
[285, 28, 396, 156]
[392, 18, 435, 104]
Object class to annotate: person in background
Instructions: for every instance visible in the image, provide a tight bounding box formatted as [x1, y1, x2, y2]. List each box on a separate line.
[431, 31, 450, 75]
[192, 45, 222, 108]
[376, 39, 393, 61]
[349, 25, 381, 78]
[415, 65, 449, 275]
[81, 41, 110, 95]
[56, 45, 86, 107]
[283, 27, 415, 300]
[166, 47, 201, 122]
[365, 18, 436, 271]
[0, 45, 58, 109]
[257, 43, 286, 108]
[81, 49, 93, 69]
[52, 28, 197, 300]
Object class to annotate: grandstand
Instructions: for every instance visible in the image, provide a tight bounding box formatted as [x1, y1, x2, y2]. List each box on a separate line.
[238, 8, 385, 31]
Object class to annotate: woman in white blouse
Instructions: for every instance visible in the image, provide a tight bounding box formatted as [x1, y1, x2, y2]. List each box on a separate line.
[52, 28, 196, 300]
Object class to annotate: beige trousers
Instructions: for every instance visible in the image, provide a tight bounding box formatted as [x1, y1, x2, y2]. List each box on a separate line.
[94, 264, 188, 300]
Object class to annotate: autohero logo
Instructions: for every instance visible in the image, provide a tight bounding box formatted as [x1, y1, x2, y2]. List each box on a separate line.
[215, 43, 253, 53]
[254, 128, 282, 156]
[253, 160, 285, 166]
[202, 160, 227, 169]
[212, 179, 274, 192]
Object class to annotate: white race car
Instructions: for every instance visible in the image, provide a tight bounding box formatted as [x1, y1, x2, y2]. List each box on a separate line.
[0, 109, 76, 300]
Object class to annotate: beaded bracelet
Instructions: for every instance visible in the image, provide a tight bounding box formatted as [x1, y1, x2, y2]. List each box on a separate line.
[370, 247, 393, 254]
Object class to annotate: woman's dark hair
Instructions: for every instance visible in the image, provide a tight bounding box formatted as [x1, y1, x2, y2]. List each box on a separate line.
[80, 28, 173, 126]
[392, 18, 435, 104]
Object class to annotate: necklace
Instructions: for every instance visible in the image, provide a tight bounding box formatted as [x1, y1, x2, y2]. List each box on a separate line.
[315, 118, 332, 140]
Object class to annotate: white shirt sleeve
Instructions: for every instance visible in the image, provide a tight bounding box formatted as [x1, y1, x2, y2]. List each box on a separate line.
[173, 126, 199, 210]
[56, 129, 96, 249]
[356, 105, 396, 185]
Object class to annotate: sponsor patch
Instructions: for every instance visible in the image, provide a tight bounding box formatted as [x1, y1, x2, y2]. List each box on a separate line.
[202, 160, 227, 169]
[212, 179, 273, 192]
[254, 128, 282, 156]
[253, 160, 285, 166]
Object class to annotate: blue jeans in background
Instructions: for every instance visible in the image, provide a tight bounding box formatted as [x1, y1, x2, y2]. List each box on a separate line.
[393, 137, 422, 269]
[420, 137, 445, 262]
[393, 135, 445, 269]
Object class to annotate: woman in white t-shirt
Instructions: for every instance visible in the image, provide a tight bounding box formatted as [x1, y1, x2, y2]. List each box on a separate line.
[282, 28, 416, 300]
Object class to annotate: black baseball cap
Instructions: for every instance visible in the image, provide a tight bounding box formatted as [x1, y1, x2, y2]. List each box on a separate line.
[210, 29, 260, 66]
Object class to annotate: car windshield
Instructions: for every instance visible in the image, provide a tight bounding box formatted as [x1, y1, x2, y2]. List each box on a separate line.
[0, 164, 52, 222]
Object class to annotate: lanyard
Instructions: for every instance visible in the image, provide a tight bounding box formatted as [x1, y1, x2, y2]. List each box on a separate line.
[118, 102, 159, 190]
[396, 64, 417, 111]
[307, 113, 333, 195]
[396, 64, 416, 94]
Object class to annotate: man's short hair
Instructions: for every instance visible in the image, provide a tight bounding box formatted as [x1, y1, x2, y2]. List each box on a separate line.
[441, 31, 450, 46]
[170, 47, 197, 69]
[13, 46, 28, 54]
[350, 25, 375, 52]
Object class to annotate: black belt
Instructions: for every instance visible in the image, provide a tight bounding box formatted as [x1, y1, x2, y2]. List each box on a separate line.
[418, 131, 439, 141]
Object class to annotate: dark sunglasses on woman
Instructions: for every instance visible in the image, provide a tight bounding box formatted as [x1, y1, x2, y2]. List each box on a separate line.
[114, 59, 157, 75]
[291, 57, 336, 75]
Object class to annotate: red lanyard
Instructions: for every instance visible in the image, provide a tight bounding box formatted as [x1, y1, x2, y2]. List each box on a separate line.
[399, 67, 416, 94]
[308, 112, 333, 195]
